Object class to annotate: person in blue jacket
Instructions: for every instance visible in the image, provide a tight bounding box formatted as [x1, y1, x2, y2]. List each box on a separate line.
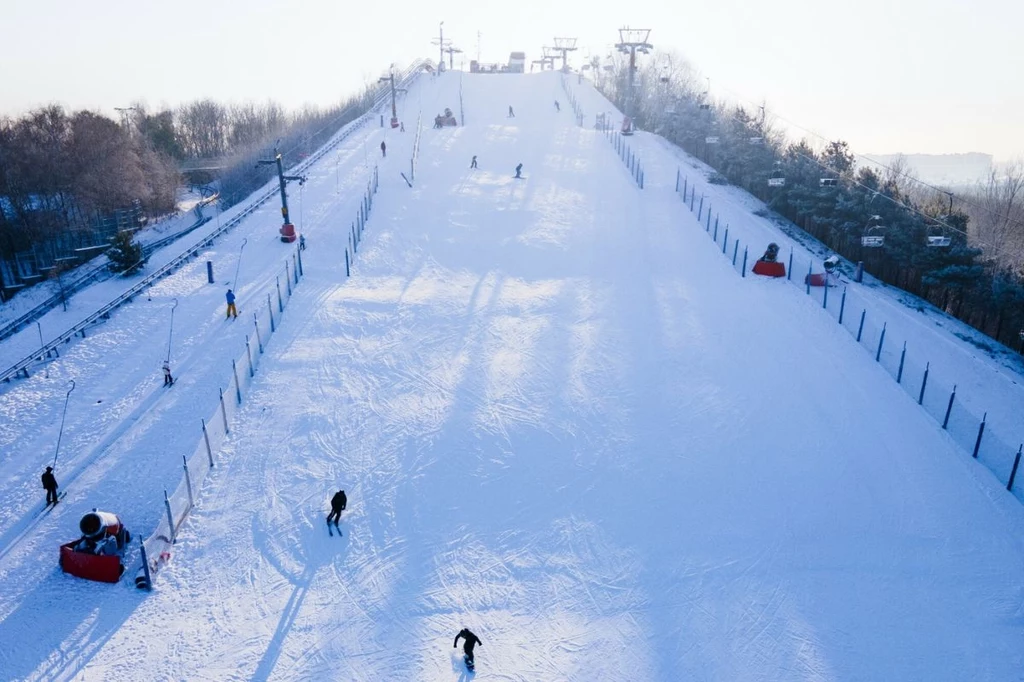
[226, 289, 238, 319]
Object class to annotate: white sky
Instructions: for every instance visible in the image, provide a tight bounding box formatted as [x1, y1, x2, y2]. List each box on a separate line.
[1, 0, 1021, 159]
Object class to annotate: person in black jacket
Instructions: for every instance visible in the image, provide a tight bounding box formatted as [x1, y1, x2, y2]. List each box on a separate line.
[327, 490, 347, 525]
[380, 140, 387, 158]
[42, 466, 59, 505]
[514, 163, 523, 179]
[454, 628, 482, 666]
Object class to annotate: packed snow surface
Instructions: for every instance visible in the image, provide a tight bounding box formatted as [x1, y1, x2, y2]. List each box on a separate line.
[1, 71, 1022, 681]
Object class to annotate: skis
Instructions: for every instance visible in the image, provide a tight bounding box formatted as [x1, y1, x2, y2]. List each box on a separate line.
[464, 655, 475, 672]
[38, 491, 67, 518]
[326, 519, 341, 537]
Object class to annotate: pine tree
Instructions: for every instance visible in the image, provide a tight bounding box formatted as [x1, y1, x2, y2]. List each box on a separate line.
[107, 230, 146, 274]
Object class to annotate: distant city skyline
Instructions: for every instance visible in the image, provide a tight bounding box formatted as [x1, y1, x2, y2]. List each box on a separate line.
[1, 0, 1021, 160]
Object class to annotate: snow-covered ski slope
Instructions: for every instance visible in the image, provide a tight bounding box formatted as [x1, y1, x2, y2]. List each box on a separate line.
[2, 70, 1023, 681]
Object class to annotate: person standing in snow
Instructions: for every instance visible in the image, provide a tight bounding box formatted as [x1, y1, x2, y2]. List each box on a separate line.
[554, 100, 560, 112]
[454, 628, 482, 667]
[470, 155, 478, 169]
[225, 289, 238, 319]
[327, 490, 347, 526]
[299, 234, 306, 251]
[514, 163, 523, 179]
[162, 361, 174, 386]
[42, 466, 59, 505]
[508, 105, 515, 118]
[380, 140, 387, 158]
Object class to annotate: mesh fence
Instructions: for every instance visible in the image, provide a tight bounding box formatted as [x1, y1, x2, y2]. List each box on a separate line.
[676, 172, 1024, 504]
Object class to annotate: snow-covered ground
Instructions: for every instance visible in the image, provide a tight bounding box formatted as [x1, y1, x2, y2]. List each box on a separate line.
[1, 70, 1023, 681]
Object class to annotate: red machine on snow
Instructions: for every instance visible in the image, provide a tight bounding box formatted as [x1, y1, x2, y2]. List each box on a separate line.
[59, 510, 131, 583]
[752, 242, 786, 278]
[621, 116, 634, 136]
[434, 108, 458, 128]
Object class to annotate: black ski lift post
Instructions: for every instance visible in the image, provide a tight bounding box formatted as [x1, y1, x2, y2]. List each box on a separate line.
[861, 215, 885, 247]
[768, 162, 786, 188]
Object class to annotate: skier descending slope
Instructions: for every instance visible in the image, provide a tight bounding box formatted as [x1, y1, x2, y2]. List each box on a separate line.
[326, 489, 346, 536]
[454, 628, 482, 670]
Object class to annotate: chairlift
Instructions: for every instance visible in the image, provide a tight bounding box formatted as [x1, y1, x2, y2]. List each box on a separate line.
[768, 163, 786, 188]
[819, 178, 838, 187]
[748, 136, 763, 145]
[705, 136, 719, 144]
[861, 215, 885, 247]
[926, 221, 952, 247]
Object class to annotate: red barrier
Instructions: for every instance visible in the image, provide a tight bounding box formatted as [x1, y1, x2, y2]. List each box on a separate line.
[59, 543, 123, 583]
[752, 260, 786, 278]
[279, 223, 297, 244]
[805, 273, 828, 287]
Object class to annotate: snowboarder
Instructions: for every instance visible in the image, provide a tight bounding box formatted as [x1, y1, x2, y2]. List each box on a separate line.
[508, 105, 515, 118]
[470, 155, 478, 169]
[162, 361, 174, 386]
[299, 234, 307, 251]
[327, 489, 347, 527]
[380, 140, 387, 158]
[400, 121, 405, 132]
[225, 289, 238, 319]
[454, 628, 482, 669]
[554, 100, 560, 112]
[514, 163, 523, 179]
[42, 466, 59, 506]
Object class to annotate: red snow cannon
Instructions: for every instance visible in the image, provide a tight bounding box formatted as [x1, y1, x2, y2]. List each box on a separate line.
[59, 510, 131, 583]
[752, 260, 786, 278]
[390, 116, 400, 129]
[280, 223, 297, 243]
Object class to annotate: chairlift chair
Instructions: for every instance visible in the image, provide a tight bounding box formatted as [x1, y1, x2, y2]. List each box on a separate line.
[926, 222, 952, 247]
[749, 136, 763, 145]
[861, 215, 885, 247]
[819, 178, 838, 187]
[705, 135, 719, 144]
[768, 164, 786, 188]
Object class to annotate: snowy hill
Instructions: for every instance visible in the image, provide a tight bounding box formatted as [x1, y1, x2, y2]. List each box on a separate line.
[1, 69, 1023, 681]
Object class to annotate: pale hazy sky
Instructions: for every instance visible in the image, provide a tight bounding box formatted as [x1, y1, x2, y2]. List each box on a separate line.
[2, 0, 1021, 159]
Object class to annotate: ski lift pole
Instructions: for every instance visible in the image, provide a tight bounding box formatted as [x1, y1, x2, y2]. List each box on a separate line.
[52, 379, 76, 469]
[232, 238, 248, 288]
[166, 298, 178, 364]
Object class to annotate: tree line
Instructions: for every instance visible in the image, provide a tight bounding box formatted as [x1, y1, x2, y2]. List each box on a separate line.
[0, 84, 379, 291]
[592, 54, 1024, 353]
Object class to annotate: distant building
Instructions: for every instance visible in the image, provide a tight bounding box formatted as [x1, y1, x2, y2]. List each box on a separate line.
[508, 52, 526, 73]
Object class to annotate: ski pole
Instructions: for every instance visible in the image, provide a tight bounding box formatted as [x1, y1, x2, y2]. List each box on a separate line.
[52, 379, 76, 469]
[166, 298, 178, 364]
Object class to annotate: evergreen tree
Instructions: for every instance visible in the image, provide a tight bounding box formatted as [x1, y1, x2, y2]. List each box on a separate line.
[107, 230, 146, 274]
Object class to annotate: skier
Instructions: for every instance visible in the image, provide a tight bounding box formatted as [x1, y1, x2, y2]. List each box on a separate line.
[508, 105, 515, 118]
[554, 100, 560, 112]
[162, 360, 174, 386]
[514, 163, 523, 179]
[454, 628, 482, 669]
[225, 289, 238, 319]
[380, 140, 387, 158]
[42, 466, 59, 506]
[327, 489, 347, 527]
[470, 155, 478, 169]
[299, 234, 307, 251]
[400, 121, 405, 132]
